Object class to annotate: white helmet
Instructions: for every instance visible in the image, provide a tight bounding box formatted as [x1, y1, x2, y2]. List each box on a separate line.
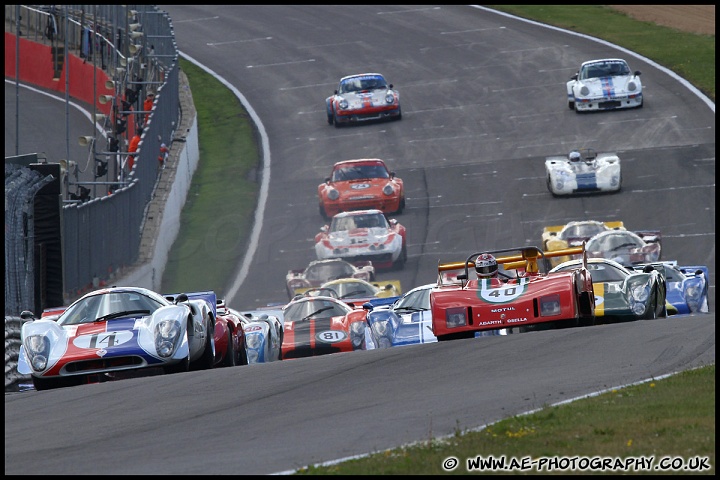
[475, 253, 498, 278]
[569, 150, 581, 162]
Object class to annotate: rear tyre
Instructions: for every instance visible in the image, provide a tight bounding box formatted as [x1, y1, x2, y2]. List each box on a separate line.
[393, 245, 407, 270]
[222, 329, 236, 367]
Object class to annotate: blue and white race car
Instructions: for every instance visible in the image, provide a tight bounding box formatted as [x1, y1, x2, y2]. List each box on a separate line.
[545, 148, 621, 196]
[632, 261, 709, 315]
[363, 283, 506, 349]
[566, 58, 643, 112]
[18, 287, 217, 390]
[232, 304, 284, 364]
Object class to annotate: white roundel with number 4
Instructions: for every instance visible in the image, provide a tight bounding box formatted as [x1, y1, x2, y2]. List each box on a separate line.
[476, 278, 529, 304]
[315, 330, 347, 343]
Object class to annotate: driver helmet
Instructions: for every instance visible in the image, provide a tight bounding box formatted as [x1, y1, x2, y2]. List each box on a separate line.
[475, 253, 498, 278]
[569, 150, 581, 162]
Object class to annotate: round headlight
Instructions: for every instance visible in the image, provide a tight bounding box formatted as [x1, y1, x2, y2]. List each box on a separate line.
[580, 86, 589, 96]
[338, 99, 348, 109]
[385, 93, 395, 104]
[382, 184, 394, 196]
[628, 81, 637, 92]
[246, 333, 262, 349]
[328, 188, 340, 200]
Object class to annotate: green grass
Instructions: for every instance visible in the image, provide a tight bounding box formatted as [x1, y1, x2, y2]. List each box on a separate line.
[160, 59, 259, 295]
[162, 6, 714, 474]
[296, 365, 715, 474]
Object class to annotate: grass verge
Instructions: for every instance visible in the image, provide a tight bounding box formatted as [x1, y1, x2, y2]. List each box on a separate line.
[296, 365, 714, 474]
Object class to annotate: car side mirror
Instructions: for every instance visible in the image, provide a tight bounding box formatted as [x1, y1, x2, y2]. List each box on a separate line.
[334, 89, 338, 94]
[324, 176, 331, 184]
[363, 303, 373, 311]
[320, 225, 329, 233]
[390, 171, 396, 178]
[643, 265, 655, 273]
[634, 70, 641, 76]
[571, 73, 578, 81]
[20, 310, 36, 320]
[389, 218, 398, 226]
[174, 293, 189, 304]
[388, 84, 393, 89]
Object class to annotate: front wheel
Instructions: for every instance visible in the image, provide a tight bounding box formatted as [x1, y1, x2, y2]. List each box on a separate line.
[191, 321, 216, 370]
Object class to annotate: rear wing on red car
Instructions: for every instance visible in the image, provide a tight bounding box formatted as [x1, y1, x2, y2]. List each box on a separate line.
[436, 244, 587, 287]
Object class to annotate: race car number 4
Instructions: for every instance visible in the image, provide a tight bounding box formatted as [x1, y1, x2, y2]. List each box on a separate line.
[73, 331, 134, 349]
[350, 183, 370, 190]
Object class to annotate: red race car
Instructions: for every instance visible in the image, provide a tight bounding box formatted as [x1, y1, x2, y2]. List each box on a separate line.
[317, 158, 405, 220]
[214, 300, 248, 367]
[280, 295, 368, 360]
[430, 245, 595, 341]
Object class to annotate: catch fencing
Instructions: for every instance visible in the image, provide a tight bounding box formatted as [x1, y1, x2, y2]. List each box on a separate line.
[5, 5, 182, 314]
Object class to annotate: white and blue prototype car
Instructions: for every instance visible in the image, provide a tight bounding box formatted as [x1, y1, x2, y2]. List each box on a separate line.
[235, 306, 284, 364]
[545, 148, 621, 196]
[18, 287, 217, 390]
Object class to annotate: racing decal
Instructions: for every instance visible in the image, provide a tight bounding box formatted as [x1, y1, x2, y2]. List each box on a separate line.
[593, 284, 605, 317]
[244, 325, 263, 333]
[315, 330, 347, 343]
[476, 278, 529, 304]
[350, 183, 371, 190]
[72, 331, 134, 349]
[600, 77, 616, 98]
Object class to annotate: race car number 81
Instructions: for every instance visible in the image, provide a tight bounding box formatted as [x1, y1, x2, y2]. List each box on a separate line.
[315, 330, 347, 343]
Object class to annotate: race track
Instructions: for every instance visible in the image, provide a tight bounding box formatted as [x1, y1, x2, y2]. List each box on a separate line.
[4, 6, 714, 475]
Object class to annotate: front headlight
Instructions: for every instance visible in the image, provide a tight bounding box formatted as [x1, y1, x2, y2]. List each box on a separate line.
[539, 294, 561, 317]
[338, 98, 348, 109]
[580, 85, 589, 96]
[155, 319, 182, 357]
[627, 81, 637, 92]
[24, 334, 50, 371]
[445, 307, 468, 328]
[245, 332, 262, 349]
[350, 321, 365, 348]
[327, 188, 340, 200]
[382, 184, 394, 196]
[385, 93, 395, 104]
[372, 320, 388, 336]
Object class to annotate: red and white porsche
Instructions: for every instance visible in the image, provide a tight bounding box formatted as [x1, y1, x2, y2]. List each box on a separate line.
[325, 72, 401, 127]
[314, 209, 407, 270]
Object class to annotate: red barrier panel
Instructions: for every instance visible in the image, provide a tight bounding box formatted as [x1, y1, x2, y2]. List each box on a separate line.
[5, 32, 113, 116]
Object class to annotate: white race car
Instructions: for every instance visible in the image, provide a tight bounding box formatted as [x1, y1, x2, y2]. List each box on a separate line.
[314, 209, 407, 270]
[326, 73, 401, 127]
[545, 148, 621, 196]
[566, 58, 643, 112]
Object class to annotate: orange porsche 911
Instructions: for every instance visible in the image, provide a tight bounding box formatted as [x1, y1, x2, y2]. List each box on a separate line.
[317, 158, 405, 220]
